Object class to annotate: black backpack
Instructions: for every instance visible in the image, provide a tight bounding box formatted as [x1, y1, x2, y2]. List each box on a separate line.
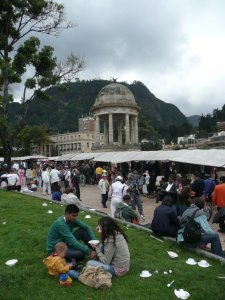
[183, 209, 202, 243]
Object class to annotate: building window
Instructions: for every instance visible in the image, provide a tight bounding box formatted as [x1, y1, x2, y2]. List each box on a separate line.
[78, 143, 81, 150]
[87, 142, 89, 148]
[92, 135, 94, 138]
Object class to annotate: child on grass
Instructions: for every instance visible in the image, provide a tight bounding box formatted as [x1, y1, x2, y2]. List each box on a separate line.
[43, 242, 79, 279]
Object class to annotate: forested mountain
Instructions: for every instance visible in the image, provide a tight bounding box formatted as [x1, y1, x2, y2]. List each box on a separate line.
[187, 115, 200, 127]
[198, 105, 225, 136]
[9, 79, 189, 139]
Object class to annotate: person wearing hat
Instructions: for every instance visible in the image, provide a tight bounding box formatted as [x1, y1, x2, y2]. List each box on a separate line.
[98, 173, 110, 208]
[126, 173, 145, 220]
[108, 176, 128, 218]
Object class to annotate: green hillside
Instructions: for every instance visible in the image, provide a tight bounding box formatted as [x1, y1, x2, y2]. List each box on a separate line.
[9, 79, 188, 136]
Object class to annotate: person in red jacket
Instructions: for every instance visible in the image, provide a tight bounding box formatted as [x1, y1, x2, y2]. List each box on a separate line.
[212, 176, 225, 232]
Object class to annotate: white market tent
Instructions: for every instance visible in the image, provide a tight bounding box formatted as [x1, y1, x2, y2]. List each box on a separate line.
[48, 149, 225, 167]
[3, 149, 225, 167]
[169, 149, 225, 167]
[11, 155, 49, 161]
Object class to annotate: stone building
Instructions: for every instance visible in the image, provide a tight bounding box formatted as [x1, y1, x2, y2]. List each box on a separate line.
[32, 82, 141, 156]
[91, 82, 141, 151]
[32, 117, 105, 157]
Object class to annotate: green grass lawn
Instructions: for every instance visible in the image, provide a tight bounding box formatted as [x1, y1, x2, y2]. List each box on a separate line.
[0, 190, 225, 300]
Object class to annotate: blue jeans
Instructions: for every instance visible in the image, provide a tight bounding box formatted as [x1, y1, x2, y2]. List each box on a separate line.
[86, 260, 116, 276]
[67, 270, 79, 279]
[130, 192, 144, 215]
[200, 232, 224, 257]
[65, 228, 93, 262]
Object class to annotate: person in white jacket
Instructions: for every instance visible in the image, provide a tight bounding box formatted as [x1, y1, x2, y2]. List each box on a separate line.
[42, 167, 51, 195]
[98, 174, 110, 208]
[108, 176, 128, 218]
[61, 187, 81, 206]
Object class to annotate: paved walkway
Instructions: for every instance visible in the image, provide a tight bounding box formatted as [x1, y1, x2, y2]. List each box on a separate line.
[32, 184, 225, 250]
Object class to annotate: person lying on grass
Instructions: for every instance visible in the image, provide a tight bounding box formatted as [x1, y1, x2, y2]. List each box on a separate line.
[43, 242, 79, 279]
[46, 204, 97, 262]
[87, 216, 130, 277]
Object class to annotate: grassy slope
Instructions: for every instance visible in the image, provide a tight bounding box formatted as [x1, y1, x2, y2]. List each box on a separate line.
[0, 190, 224, 300]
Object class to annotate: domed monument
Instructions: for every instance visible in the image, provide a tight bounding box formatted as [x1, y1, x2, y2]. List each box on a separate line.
[91, 82, 141, 151]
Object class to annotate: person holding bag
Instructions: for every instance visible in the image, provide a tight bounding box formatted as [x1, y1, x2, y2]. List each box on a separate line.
[86, 217, 130, 277]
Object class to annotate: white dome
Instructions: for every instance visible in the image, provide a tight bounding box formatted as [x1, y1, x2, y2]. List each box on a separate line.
[93, 83, 137, 107]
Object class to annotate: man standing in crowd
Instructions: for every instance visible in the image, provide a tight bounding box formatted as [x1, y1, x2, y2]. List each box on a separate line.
[191, 171, 205, 197]
[126, 172, 145, 220]
[50, 165, 60, 192]
[213, 176, 225, 233]
[95, 165, 103, 182]
[42, 166, 51, 195]
[64, 165, 71, 189]
[46, 204, 96, 262]
[108, 175, 127, 218]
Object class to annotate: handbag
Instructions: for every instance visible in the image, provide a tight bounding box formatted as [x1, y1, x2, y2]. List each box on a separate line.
[78, 266, 112, 289]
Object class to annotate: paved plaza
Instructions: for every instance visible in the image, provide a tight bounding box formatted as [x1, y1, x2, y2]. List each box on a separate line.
[32, 184, 225, 250]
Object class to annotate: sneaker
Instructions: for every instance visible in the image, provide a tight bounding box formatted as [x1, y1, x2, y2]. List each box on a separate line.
[141, 214, 146, 220]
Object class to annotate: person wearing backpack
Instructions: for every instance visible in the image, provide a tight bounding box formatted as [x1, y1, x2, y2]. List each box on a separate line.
[177, 197, 224, 257]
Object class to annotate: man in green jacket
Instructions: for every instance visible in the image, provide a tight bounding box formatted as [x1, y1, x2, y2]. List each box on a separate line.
[115, 194, 139, 224]
[46, 204, 96, 261]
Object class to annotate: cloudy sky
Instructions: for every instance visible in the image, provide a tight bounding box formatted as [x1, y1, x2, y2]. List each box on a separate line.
[21, 0, 225, 117]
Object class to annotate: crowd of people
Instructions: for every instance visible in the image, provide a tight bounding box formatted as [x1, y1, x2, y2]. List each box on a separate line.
[1, 160, 225, 285]
[150, 170, 225, 258]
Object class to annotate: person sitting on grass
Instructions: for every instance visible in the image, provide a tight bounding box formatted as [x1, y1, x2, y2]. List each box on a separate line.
[43, 242, 79, 279]
[115, 194, 139, 224]
[151, 194, 179, 237]
[52, 186, 62, 202]
[46, 204, 97, 262]
[177, 197, 224, 257]
[87, 216, 130, 277]
[61, 187, 81, 206]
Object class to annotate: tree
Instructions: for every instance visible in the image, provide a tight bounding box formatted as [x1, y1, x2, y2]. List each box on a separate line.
[138, 114, 162, 150]
[17, 125, 50, 154]
[0, 0, 84, 166]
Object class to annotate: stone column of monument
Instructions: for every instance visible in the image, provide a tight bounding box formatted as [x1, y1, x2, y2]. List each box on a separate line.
[95, 115, 100, 145]
[103, 121, 108, 145]
[134, 115, 139, 144]
[125, 113, 130, 144]
[118, 121, 123, 145]
[109, 113, 113, 144]
[131, 116, 135, 144]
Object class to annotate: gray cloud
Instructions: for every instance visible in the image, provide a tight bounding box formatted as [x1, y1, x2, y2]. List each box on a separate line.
[12, 0, 225, 117]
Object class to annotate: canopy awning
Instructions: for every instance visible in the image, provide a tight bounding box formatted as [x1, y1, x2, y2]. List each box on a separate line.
[5, 149, 225, 167]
